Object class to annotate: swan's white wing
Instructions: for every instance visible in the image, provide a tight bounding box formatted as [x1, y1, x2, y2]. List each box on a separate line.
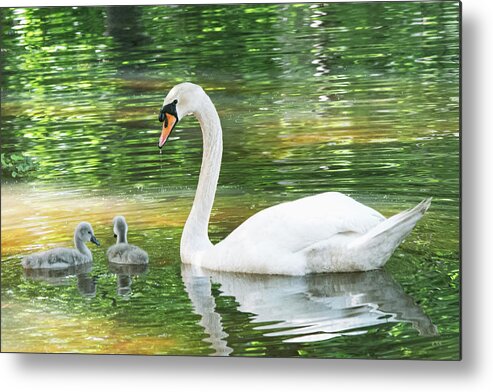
[225, 192, 384, 250]
[206, 192, 385, 274]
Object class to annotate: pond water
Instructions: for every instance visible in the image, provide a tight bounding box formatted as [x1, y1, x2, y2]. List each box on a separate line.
[1, 2, 460, 359]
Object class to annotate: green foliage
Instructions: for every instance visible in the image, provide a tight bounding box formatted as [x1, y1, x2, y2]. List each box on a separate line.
[1, 152, 39, 179]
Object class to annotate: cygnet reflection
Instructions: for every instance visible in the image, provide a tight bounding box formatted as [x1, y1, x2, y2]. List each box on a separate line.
[23, 263, 97, 297]
[108, 262, 148, 297]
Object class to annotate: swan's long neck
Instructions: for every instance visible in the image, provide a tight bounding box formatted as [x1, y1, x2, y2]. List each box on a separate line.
[181, 95, 223, 261]
[74, 236, 91, 258]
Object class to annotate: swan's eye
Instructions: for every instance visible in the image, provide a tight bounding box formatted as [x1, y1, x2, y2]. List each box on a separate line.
[173, 99, 178, 104]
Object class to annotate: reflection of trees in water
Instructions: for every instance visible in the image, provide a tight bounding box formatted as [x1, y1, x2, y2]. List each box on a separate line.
[105, 6, 151, 48]
[182, 264, 437, 355]
[1, 4, 459, 194]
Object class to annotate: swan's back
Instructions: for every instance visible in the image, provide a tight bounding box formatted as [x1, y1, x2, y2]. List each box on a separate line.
[222, 192, 384, 249]
[202, 192, 385, 274]
[107, 243, 149, 265]
[202, 192, 430, 275]
[22, 248, 91, 269]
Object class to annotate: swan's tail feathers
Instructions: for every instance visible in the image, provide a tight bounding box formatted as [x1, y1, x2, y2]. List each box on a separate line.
[350, 197, 432, 268]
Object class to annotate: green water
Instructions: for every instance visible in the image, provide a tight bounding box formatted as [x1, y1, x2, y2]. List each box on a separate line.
[1, 2, 460, 359]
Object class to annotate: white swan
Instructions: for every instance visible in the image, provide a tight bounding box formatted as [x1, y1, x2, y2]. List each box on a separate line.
[158, 82, 431, 275]
[21, 222, 100, 269]
[107, 216, 149, 265]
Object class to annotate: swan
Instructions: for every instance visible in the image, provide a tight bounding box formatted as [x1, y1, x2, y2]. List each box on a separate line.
[106, 216, 149, 264]
[157, 82, 431, 275]
[21, 222, 100, 269]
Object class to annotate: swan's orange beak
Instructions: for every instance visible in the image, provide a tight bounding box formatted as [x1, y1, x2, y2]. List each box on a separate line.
[158, 113, 177, 149]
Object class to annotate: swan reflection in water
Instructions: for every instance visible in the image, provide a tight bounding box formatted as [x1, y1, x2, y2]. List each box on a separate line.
[108, 262, 148, 297]
[22, 263, 97, 297]
[182, 264, 437, 356]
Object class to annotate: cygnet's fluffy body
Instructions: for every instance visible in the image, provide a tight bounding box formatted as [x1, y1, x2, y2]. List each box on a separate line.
[107, 216, 148, 265]
[22, 222, 100, 269]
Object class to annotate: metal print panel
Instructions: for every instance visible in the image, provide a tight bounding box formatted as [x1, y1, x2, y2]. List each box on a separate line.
[0, 1, 461, 359]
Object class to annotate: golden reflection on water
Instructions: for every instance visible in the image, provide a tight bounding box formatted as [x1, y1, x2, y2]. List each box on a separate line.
[1, 184, 188, 258]
[1, 184, 202, 355]
[2, 303, 176, 354]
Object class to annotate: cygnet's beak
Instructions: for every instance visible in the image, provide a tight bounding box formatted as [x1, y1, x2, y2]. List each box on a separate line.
[90, 235, 100, 246]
